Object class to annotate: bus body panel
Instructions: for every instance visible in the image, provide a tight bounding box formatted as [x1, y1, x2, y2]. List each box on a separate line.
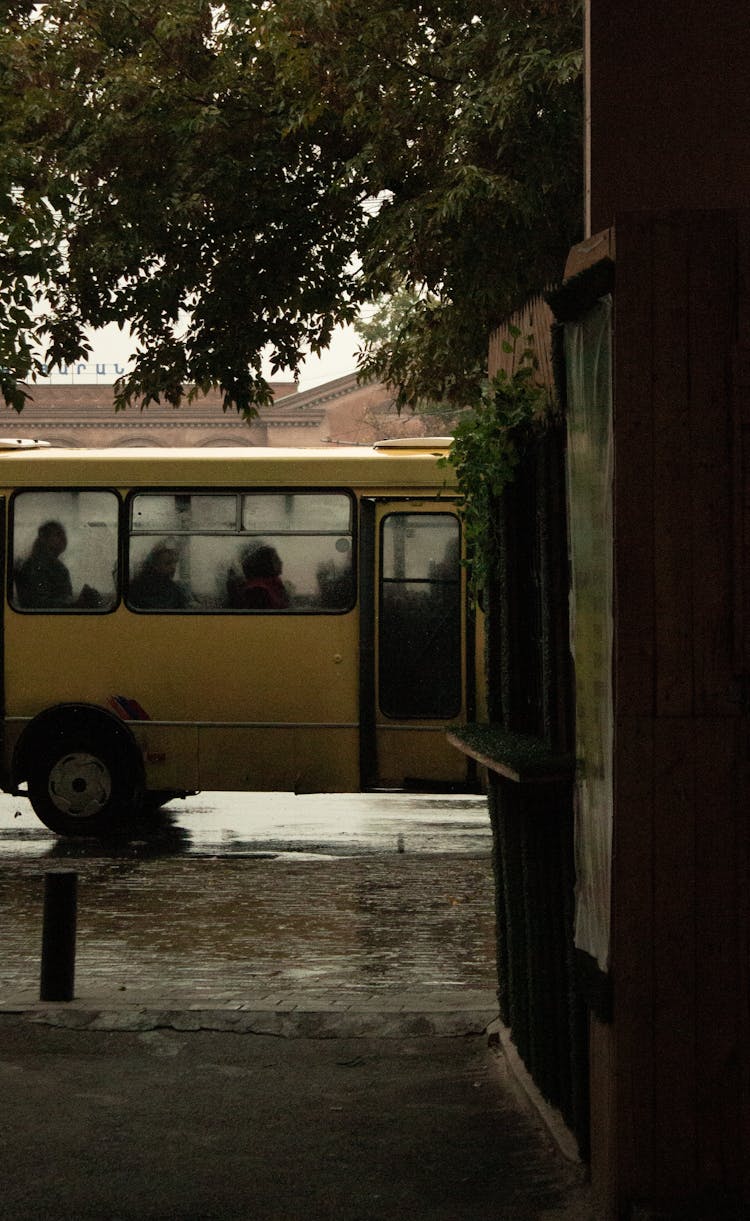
[374, 726, 468, 788]
[197, 726, 360, 792]
[6, 612, 356, 721]
[0, 445, 458, 492]
[130, 723, 200, 790]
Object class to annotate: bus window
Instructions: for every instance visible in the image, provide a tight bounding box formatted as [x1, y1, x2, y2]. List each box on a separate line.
[240, 492, 354, 611]
[379, 513, 462, 718]
[132, 493, 238, 533]
[11, 490, 119, 611]
[127, 490, 354, 611]
[128, 539, 193, 611]
[241, 492, 350, 533]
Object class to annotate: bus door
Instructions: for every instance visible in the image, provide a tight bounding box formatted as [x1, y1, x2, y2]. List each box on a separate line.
[359, 499, 473, 790]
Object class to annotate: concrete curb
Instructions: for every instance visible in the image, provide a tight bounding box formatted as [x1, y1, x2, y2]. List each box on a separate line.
[488, 1018, 582, 1165]
[0, 1001, 499, 1038]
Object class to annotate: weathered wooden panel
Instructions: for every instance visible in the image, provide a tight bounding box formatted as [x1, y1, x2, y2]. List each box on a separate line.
[613, 215, 655, 718]
[611, 212, 750, 1214]
[741, 717, 750, 1208]
[651, 717, 698, 1198]
[651, 216, 694, 716]
[687, 213, 737, 717]
[733, 215, 750, 692]
[551, 210, 750, 1214]
[587, 1015, 617, 1215]
[488, 295, 555, 391]
[588, 8, 750, 232]
[481, 403, 586, 1148]
[693, 718, 744, 1197]
[611, 713, 655, 1201]
[563, 228, 615, 281]
[733, 214, 750, 1209]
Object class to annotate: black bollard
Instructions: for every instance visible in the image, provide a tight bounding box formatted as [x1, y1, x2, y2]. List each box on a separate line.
[40, 871, 78, 1002]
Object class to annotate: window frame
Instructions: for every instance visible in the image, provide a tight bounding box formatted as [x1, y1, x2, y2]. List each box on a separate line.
[125, 486, 357, 615]
[8, 487, 123, 615]
[377, 510, 463, 720]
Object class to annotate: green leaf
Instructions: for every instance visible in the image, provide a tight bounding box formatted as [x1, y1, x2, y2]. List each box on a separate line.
[0, 0, 582, 413]
[444, 357, 550, 601]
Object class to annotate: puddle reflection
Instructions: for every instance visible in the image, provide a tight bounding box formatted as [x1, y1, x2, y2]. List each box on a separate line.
[0, 791, 491, 861]
[0, 792, 495, 996]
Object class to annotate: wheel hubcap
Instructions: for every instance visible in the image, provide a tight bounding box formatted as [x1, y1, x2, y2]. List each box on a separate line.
[48, 752, 112, 818]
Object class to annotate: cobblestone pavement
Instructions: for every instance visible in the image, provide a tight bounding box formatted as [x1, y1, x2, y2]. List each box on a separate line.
[0, 853, 498, 1027]
[0, 793, 497, 1021]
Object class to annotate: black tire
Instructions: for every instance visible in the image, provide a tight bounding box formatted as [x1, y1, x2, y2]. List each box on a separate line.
[28, 730, 140, 837]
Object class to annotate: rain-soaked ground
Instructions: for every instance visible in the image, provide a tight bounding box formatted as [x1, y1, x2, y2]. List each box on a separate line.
[0, 789, 493, 859]
[0, 794, 599, 1220]
[0, 791, 498, 1006]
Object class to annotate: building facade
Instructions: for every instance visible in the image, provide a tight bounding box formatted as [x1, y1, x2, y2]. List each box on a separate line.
[3, 374, 436, 448]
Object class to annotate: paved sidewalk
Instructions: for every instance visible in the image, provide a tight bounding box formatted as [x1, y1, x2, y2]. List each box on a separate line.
[0, 952, 594, 1218]
[1, 987, 498, 1036]
[0, 1013, 594, 1221]
[0, 853, 497, 1007]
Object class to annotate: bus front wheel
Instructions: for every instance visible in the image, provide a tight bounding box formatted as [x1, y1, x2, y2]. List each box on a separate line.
[28, 737, 136, 837]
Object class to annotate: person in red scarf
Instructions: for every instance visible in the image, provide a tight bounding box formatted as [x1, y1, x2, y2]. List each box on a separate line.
[227, 543, 290, 610]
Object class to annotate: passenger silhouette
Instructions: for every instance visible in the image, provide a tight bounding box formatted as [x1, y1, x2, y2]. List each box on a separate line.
[15, 520, 101, 609]
[227, 543, 290, 610]
[130, 541, 190, 610]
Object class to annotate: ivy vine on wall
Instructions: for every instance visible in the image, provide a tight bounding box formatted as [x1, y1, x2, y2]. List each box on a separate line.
[440, 328, 550, 600]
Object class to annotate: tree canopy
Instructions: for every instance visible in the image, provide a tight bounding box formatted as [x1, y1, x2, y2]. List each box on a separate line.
[0, 1, 582, 415]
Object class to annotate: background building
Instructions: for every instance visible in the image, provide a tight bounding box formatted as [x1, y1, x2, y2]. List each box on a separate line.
[2, 374, 441, 447]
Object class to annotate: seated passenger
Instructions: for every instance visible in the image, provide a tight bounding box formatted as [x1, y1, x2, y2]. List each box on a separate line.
[227, 543, 290, 610]
[129, 541, 190, 610]
[15, 520, 101, 609]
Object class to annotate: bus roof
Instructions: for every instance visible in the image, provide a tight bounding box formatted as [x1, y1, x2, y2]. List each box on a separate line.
[0, 442, 458, 490]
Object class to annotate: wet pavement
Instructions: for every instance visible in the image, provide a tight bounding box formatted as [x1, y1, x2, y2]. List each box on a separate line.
[0, 789, 494, 859]
[0, 791, 497, 1017]
[0, 791, 596, 1218]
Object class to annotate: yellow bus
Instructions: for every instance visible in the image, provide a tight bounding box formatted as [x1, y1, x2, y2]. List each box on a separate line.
[0, 437, 483, 835]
